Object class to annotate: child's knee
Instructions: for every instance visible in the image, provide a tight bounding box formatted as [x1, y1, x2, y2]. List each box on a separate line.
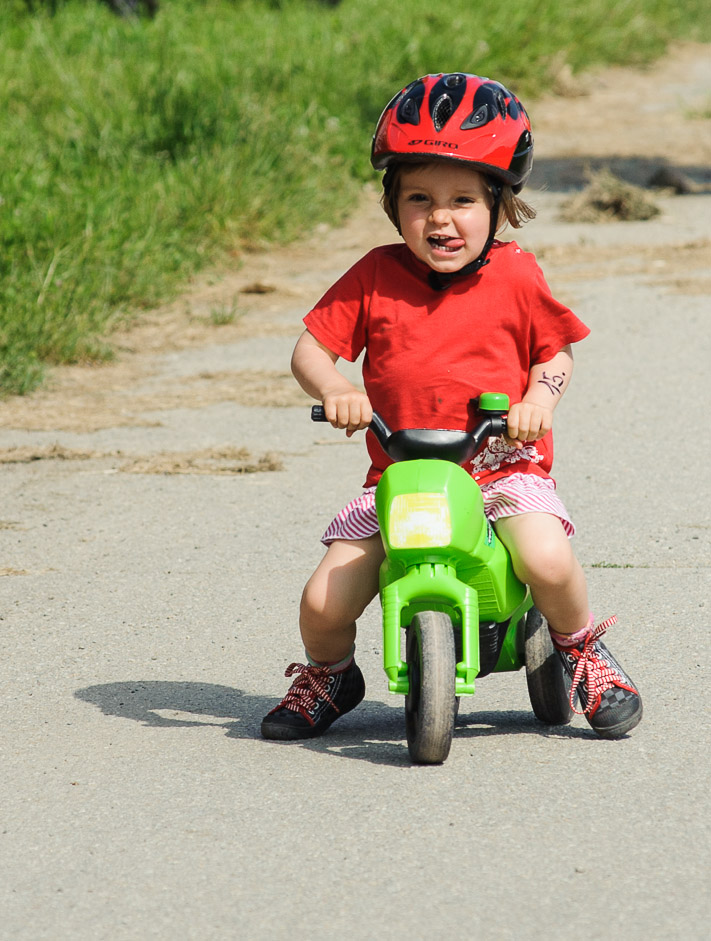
[300, 575, 329, 623]
[517, 537, 578, 589]
[300, 572, 353, 632]
[300, 538, 382, 632]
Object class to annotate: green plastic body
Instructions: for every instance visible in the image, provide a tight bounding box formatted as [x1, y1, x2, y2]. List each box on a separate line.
[376, 458, 531, 695]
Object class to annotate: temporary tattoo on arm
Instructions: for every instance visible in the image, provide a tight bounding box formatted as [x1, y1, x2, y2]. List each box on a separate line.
[537, 371, 566, 396]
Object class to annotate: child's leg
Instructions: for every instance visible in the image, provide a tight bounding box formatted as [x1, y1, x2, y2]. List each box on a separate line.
[300, 535, 384, 663]
[494, 512, 642, 738]
[261, 535, 383, 741]
[494, 512, 588, 635]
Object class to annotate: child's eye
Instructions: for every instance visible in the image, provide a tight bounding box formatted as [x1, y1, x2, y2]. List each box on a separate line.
[406, 193, 428, 202]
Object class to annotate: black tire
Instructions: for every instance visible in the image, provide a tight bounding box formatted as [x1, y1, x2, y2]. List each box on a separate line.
[405, 611, 457, 764]
[524, 606, 573, 725]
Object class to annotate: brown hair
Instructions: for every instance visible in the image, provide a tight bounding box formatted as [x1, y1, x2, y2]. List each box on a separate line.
[381, 160, 536, 234]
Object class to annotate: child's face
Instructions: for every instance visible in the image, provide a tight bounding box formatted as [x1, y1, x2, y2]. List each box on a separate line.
[396, 162, 493, 273]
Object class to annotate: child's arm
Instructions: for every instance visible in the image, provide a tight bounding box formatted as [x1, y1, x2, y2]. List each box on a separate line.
[506, 345, 574, 449]
[291, 329, 373, 436]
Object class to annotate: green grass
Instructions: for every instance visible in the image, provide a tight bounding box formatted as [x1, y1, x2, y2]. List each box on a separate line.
[1, 0, 709, 395]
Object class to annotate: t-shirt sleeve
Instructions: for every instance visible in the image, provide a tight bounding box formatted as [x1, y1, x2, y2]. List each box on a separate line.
[527, 261, 591, 365]
[303, 252, 375, 363]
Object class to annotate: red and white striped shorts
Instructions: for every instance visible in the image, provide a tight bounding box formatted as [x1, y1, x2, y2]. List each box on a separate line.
[321, 472, 575, 545]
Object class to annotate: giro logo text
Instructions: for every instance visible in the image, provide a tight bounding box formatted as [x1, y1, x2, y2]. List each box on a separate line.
[408, 139, 460, 150]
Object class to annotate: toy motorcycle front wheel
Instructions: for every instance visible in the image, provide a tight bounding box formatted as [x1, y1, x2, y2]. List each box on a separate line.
[405, 611, 457, 764]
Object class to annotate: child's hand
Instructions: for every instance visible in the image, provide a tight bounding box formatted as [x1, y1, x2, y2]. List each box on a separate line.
[322, 389, 373, 438]
[505, 402, 553, 450]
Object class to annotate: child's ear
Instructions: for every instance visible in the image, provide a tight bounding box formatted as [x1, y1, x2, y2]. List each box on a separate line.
[380, 192, 401, 234]
[381, 166, 402, 232]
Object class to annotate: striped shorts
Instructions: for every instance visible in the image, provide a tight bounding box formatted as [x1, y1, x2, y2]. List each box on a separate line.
[321, 472, 575, 545]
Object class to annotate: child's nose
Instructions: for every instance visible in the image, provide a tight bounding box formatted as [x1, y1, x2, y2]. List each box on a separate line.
[429, 206, 450, 224]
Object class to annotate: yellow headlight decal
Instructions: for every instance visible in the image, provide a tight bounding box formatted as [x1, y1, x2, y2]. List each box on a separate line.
[388, 493, 452, 548]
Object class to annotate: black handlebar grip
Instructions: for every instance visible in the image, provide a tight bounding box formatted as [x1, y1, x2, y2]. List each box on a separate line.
[489, 415, 509, 436]
[311, 405, 327, 422]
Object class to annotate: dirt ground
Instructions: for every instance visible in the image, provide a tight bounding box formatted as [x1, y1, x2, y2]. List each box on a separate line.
[1, 42, 709, 459]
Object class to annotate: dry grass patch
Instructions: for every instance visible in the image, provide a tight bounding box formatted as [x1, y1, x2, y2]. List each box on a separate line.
[660, 276, 711, 295]
[560, 170, 661, 222]
[121, 448, 284, 476]
[537, 236, 711, 297]
[0, 444, 284, 475]
[0, 368, 309, 432]
[0, 444, 106, 464]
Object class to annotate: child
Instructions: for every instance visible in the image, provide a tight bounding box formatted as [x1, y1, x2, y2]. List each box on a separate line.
[261, 73, 642, 742]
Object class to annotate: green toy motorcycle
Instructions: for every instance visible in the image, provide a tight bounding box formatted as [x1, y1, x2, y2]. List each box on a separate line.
[313, 394, 573, 764]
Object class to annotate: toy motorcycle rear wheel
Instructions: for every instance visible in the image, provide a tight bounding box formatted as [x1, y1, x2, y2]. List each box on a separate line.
[405, 611, 457, 764]
[524, 606, 574, 725]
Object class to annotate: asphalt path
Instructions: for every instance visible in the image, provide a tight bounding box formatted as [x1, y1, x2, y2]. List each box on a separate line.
[1, 190, 709, 940]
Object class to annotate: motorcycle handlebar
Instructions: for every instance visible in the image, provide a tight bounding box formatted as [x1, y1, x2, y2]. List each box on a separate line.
[310, 404, 508, 464]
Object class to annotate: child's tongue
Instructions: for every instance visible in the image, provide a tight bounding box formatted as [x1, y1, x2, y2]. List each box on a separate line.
[430, 236, 465, 251]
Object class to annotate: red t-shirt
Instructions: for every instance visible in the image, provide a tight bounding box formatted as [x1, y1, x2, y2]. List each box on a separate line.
[304, 241, 590, 488]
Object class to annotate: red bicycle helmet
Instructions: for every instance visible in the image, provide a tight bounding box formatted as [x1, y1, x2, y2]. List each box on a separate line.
[371, 73, 533, 193]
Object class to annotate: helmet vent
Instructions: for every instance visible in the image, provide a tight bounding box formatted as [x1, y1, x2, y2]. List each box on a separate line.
[460, 82, 509, 130]
[432, 94, 454, 132]
[444, 73, 465, 88]
[396, 80, 425, 126]
[460, 105, 489, 130]
[398, 97, 421, 125]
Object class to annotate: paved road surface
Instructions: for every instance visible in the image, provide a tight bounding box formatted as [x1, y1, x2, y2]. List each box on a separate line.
[1, 186, 709, 939]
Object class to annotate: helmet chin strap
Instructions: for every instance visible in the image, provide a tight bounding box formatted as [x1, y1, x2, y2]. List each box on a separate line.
[428, 184, 503, 291]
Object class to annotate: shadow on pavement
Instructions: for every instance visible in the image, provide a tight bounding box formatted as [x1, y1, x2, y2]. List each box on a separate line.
[75, 679, 269, 732]
[75, 681, 593, 767]
[529, 155, 711, 192]
[455, 708, 591, 740]
[290, 705, 594, 767]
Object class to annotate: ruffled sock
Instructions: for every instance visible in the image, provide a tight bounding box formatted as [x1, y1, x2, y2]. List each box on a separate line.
[549, 614, 595, 649]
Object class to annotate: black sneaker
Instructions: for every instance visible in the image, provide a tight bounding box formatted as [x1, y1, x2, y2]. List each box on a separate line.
[552, 616, 642, 739]
[261, 661, 365, 741]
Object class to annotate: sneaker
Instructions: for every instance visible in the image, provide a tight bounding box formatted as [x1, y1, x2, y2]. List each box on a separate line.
[552, 616, 642, 739]
[261, 660, 365, 741]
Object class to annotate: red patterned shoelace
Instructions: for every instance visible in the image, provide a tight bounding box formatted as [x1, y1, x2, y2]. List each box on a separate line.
[567, 615, 620, 715]
[279, 663, 340, 718]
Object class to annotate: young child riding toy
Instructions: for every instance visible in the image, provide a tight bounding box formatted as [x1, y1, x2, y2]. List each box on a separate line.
[261, 72, 643, 742]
